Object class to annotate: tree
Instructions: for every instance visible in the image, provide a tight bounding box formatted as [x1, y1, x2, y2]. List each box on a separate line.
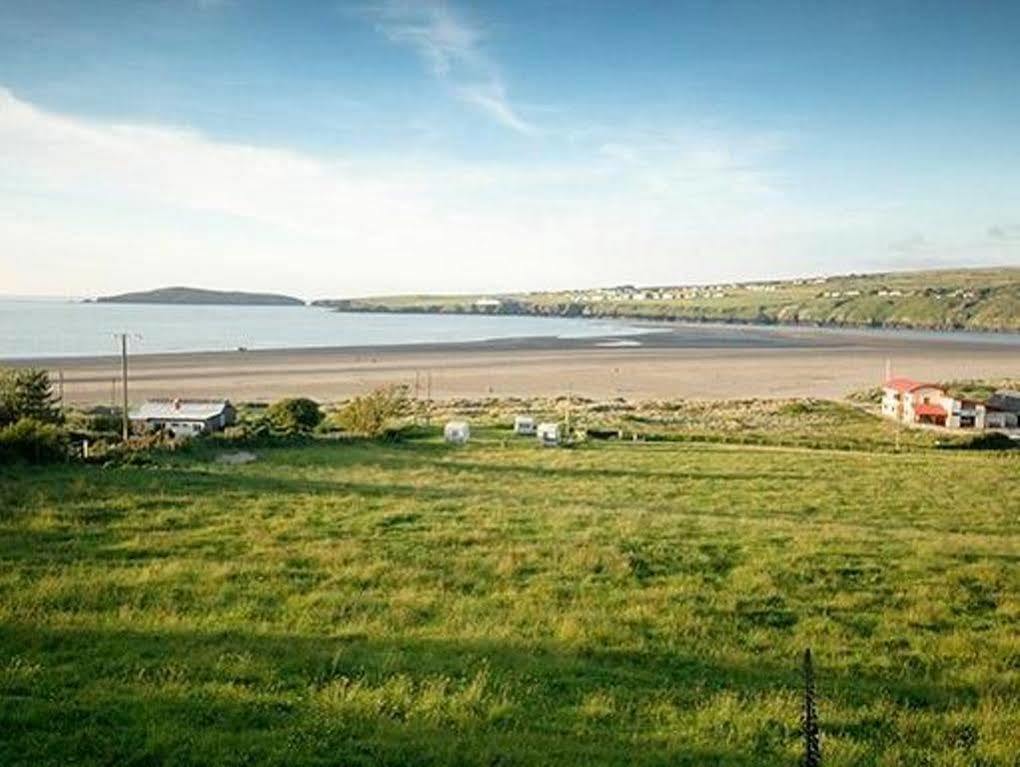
[0, 369, 61, 427]
[334, 385, 408, 437]
[266, 397, 323, 434]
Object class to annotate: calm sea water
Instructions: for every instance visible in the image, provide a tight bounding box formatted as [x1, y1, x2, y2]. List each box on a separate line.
[0, 298, 649, 359]
[4, 297, 1019, 359]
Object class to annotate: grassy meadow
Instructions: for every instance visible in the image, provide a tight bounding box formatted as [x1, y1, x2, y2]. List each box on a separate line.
[1, 426, 1018, 765]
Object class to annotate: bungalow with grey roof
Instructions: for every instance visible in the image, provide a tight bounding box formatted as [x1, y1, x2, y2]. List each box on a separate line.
[130, 398, 236, 438]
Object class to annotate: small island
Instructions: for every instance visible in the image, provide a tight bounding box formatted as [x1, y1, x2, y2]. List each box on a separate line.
[92, 286, 305, 306]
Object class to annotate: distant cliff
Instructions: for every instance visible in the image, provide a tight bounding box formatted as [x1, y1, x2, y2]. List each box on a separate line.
[93, 287, 305, 306]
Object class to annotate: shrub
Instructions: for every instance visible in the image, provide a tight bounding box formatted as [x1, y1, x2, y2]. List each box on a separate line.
[266, 397, 323, 434]
[86, 411, 123, 433]
[944, 431, 1017, 451]
[65, 408, 121, 435]
[209, 422, 275, 447]
[846, 386, 884, 405]
[334, 386, 409, 437]
[0, 418, 68, 464]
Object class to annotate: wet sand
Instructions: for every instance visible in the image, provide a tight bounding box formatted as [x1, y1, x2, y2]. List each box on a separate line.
[8, 324, 1019, 405]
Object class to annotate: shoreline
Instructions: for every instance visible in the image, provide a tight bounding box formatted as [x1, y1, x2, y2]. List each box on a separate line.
[6, 317, 1020, 367]
[323, 306, 1020, 337]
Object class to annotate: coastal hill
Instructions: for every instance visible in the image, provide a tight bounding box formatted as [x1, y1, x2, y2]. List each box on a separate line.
[93, 286, 305, 306]
[313, 266, 1020, 333]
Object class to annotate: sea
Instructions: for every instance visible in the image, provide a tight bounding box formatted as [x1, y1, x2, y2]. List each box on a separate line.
[3, 297, 1019, 360]
[0, 298, 650, 359]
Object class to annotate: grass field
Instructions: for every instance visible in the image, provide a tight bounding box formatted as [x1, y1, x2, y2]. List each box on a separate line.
[1, 431, 1018, 765]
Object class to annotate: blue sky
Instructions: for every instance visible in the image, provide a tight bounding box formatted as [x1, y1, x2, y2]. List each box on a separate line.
[1, 0, 1018, 297]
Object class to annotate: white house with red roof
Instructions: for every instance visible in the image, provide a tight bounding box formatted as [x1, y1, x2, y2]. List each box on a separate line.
[881, 378, 987, 429]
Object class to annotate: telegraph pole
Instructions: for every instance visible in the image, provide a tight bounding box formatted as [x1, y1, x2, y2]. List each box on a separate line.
[113, 333, 135, 441]
[426, 371, 433, 425]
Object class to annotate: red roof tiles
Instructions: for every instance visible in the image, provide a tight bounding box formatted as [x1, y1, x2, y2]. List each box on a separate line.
[884, 377, 940, 394]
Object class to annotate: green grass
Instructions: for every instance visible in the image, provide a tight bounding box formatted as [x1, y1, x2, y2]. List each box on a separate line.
[1, 433, 1018, 765]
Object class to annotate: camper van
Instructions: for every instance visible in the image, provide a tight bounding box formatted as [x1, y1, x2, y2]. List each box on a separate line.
[444, 421, 470, 444]
[536, 422, 560, 447]
[514, 415, 536, 435]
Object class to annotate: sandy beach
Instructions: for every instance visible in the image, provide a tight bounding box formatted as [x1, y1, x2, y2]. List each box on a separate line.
[7, 323, 1017, 406]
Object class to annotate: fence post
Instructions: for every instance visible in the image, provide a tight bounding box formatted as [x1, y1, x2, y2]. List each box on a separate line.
[802, 648, 821, 767]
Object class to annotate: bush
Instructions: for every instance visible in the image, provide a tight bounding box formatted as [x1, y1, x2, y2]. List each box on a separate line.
[943, 431, 1017, 451]
[334, 386, 409, 437]
[208, 422, 276, 447]
[86, 411, 123, 433]
[0, 418, 68, 464]
[266, 398, 323, 434]
[64, 408, 121, 436]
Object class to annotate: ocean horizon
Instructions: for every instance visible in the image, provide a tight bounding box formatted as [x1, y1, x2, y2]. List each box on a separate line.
[0, 298, 650, 359]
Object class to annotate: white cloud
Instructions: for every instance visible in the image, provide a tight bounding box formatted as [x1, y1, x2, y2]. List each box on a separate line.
[364, 0, 536, 135]
[3, 86, 980, 299]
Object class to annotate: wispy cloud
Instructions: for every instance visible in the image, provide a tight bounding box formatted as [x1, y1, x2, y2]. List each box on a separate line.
[988, 224, 1020, 242]
[370, 0, 482, 76]
[889, 234, 936, 255]
[364, 0, 536, 135]
[455, 82, 537, 135]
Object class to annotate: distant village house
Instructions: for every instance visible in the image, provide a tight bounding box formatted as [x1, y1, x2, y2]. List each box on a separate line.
[130, 399, 236, 438]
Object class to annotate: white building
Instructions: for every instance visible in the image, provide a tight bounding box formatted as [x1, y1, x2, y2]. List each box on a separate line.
[986, 390, 1020, 428]
[130, 399, 236, 438]
[881, 378, 988, 429]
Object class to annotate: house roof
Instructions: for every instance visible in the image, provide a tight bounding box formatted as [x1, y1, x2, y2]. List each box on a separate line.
[884, 377, 941, 394]
[131, 399, 231, 421]
[914, 403, 947, 418]
[987, 390, 1020, 412]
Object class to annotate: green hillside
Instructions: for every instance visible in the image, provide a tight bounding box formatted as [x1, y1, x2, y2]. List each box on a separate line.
[314, 267, 1020, 332]
[94, 287, 305, 306]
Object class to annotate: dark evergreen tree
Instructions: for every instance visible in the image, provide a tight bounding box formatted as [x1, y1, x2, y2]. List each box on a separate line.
[802, 648, 821, 767]
[0, 369, 61, 426]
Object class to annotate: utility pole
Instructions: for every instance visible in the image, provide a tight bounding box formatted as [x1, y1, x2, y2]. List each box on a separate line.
[565, 382, 574, 437]
[113, 333, 136, 441]
[425, 371, 433, 425]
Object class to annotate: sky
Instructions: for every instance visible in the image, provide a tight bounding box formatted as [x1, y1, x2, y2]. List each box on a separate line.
[1, 0, 1019, 299]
